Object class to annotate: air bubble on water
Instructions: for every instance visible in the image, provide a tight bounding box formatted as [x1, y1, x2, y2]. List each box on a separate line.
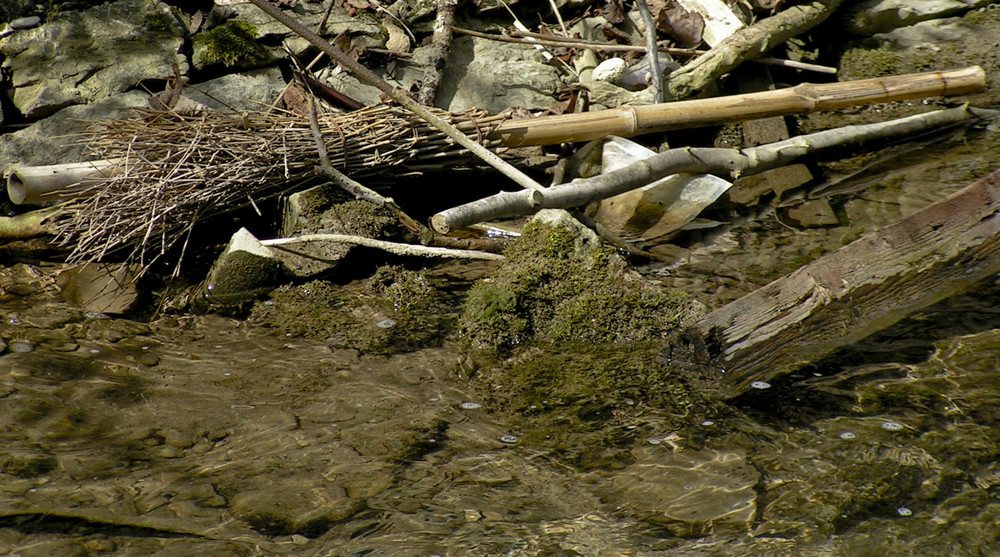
[897, 507, 912, 517]
[750, 381, 771, 389]
[839, 432, 857, 440]
[459, 401, 482, 410]
[648, 438, 662, 445]
[499, 434, 519, 444]
[701, 419, 715, 426]
[881, 422, 904, 431]
[376, 319, 396, 329]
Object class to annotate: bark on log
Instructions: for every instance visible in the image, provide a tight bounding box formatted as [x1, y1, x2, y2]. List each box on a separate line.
[418, 0, 457, 106]
[684, 168, 1000, 399]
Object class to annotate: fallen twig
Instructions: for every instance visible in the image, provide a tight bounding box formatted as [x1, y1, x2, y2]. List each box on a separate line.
[261, 234, 504, 260]
[459, 28, 837, 74]
[431, 105, 997, 233]
[245, 0, 544, 192]
[666, 0, 845, 100]
[306, 98, 423, 233]
[634, 0, 664, 103]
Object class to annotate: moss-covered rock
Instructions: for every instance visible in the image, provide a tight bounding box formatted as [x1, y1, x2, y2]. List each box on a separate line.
[249, 265, 451, 354]
[459, 209, 695, 357]
[194, 20, 271, 69]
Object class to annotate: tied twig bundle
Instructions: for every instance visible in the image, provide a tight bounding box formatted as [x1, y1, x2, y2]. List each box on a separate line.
[54, 105, 507, 274]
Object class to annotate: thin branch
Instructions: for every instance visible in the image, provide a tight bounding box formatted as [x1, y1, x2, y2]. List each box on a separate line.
[431, 106, 995, 233]
[634, 0, 663, 103]
[245, 0, 545, 192]
[261, 234, 504, 260]
[307, 98, 424, 233]
[457, 27, 837, 74]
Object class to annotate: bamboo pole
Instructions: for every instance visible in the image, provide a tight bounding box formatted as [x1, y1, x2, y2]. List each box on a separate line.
[492, 66, 986, 147]
[7, 160, 122, 204]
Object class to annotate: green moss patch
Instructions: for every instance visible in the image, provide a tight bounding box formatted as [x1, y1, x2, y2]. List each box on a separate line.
[195, 20, 270, 68]
[459, 211, 693, 357]
[249, 265, 450, 354]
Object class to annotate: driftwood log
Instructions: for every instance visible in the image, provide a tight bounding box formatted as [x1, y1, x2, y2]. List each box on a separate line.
[682, 168, 1000, 400]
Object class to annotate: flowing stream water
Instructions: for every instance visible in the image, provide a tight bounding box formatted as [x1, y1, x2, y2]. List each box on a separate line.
[2, 124, 1000, 556]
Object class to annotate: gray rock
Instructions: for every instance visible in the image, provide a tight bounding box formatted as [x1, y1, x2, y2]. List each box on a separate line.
[872, 16, 975, 49]
[200, 228, 289, 306]
[0, 90, 149, 178]
[229, 481, 362, 536]
[230, 1, 380, 56]
[183, 66, 287, 113]
[0, 0, 187, 119]
[436, 36, 562, 114]
[844, 0, 994, 35]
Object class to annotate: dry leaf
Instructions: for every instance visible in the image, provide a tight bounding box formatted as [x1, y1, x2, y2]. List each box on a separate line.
[650, 0, 704, 47]
[282, 82, 312, 118]
[383, 20, 411, 54]
[601, 0, 626, 25]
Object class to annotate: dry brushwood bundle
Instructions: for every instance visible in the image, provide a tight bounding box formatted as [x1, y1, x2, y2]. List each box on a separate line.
[55, 105, 507, 273]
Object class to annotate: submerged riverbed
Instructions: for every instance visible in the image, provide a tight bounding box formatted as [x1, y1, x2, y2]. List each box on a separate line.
[3, 124, 1000, 555]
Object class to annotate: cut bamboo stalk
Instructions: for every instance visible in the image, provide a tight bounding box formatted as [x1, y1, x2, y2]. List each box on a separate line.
[492, 66, 986, 147]
[8, 160, 122, 204]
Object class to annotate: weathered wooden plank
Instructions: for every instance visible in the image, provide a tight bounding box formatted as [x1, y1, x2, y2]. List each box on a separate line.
[686, 168, 1000, 398]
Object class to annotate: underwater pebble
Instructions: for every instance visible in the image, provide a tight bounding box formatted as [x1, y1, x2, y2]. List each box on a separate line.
[499, 434, 519, 444]
[881, 422, 904, 431]
[375, 318, 396, 329]
[8, 341, 34, 353]
[7, 317, 21, 325]
[647, 438, 662, 445]
[839, 432, 857, 440]
[459, 401, 482, 410]
[750, 381, 771, 389]
[897, 507, 912, 517]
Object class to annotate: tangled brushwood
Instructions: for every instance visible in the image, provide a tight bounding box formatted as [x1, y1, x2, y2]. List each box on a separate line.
[54, 105, 508, 274]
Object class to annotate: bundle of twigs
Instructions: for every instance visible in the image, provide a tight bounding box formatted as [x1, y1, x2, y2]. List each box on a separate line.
[54, 105, 507, 273]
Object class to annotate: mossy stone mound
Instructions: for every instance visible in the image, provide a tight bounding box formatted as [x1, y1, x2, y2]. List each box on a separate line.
[459, 209, 695, 357]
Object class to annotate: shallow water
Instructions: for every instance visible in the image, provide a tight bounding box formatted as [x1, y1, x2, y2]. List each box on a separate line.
[3, 127, 1000, 556]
